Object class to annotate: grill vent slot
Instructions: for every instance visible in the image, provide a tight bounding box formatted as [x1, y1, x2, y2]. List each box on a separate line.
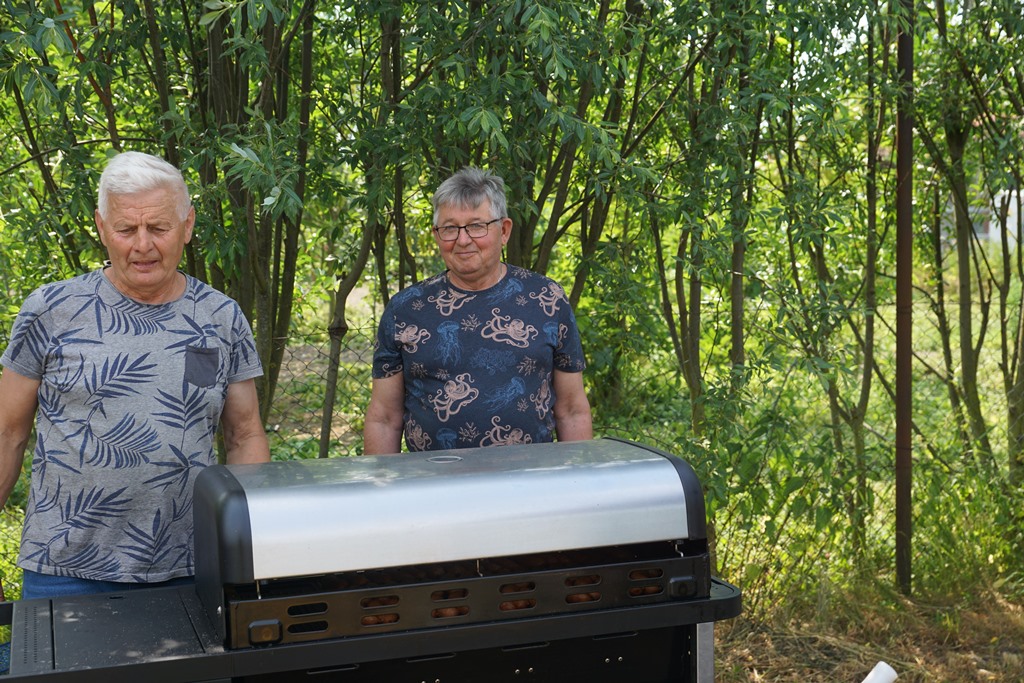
[288, 621, 328, 634]
[361, 595, 399, 608]
[628, 567, 665, 597]
[431, 588, 467, 601]
[287, 602, 327, 617]
[499, 581, 535, 594]
[565, 573, 602, 604]
[629, 568, 664, 580]
[565, 574, 601, 587]
[361, 613, 399, 626]
[499, 598, 537, 611]
[431, 606, 470, 619]
[565, 591, 602, 604]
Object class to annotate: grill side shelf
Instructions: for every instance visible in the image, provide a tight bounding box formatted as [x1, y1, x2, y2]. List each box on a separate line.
[9, 598, 54, 676]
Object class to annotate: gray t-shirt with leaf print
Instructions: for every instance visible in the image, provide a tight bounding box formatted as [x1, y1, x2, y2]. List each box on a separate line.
[1, 269, 262, 582]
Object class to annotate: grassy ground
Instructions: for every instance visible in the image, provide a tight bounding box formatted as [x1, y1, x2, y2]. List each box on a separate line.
[717, 587, 1024, 681]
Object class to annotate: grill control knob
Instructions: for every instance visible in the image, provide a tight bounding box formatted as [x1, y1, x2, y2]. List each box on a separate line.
[248, 619, 282, 645]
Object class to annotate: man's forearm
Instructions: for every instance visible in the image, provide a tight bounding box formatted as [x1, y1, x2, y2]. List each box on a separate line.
[363, 422, 402, 455]
[555, 412, 593, 442]
[0, 369, 39, 509]
[0, 442, 28, 509]
[225, 432, 271, 464]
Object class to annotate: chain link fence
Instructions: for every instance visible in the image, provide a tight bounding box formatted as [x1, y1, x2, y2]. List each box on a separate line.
[265, 325, 376, 460]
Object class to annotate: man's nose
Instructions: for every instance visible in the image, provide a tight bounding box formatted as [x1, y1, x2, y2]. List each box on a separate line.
[135, 227, 154, 249]
[456, 227, 475, 244]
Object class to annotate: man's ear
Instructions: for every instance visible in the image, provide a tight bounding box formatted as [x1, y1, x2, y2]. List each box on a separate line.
[183, 205, 196, 244]
[95, 209, 108, 247]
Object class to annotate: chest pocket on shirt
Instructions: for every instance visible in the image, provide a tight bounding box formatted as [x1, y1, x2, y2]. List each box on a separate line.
[185, 346, 219, 388]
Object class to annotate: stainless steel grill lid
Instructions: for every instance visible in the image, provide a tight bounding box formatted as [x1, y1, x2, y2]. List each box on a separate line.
[193, 438, 706, 584]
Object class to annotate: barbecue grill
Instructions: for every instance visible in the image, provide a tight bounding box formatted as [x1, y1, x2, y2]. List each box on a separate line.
[5, 438, 740, 682]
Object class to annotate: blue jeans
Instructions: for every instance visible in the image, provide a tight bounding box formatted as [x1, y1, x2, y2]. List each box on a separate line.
[20, 569, 194, 600]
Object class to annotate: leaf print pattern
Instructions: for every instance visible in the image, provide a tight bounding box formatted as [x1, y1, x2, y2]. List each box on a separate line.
[119, 509, 177, 570]
[0, 270, 263, 583]
[143, 444, 208, 495]
[153, 385, 217, 434]
[85, 353, 158, 404]
[165, 313, 226, 353]
[56, 486, 132, 530]
[3, 311, 51, 366]
[85, 413, 162, 467]
[72, 294, 178, 336]
[22, 541, 121, 578]
[30, 432, 79, 483]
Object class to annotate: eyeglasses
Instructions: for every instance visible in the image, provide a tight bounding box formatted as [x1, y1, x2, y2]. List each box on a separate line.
[433, 218, 503, 241]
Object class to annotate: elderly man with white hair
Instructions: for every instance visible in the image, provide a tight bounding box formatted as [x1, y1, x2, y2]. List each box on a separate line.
[0, 150, 270, 600]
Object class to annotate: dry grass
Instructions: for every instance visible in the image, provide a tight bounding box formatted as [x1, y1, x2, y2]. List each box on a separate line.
[717, 588, 1024, 681]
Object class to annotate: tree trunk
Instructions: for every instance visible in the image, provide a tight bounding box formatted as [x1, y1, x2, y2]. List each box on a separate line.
[945, 118, 994, 462]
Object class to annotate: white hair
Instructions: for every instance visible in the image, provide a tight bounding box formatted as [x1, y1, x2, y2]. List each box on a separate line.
[97, 151, 191, 220]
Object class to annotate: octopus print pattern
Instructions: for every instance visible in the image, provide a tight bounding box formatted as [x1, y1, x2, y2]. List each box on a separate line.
[372, 264, 586, 451]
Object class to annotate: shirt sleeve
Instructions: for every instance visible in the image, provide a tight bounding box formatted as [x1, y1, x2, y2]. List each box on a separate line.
[0, 286, 52, 380]
[553, 294, 587, 373]
[371, 300, 403, 379]
[226, 303, 264, 383]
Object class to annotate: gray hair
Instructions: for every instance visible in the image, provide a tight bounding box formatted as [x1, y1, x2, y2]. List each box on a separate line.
[97, 151, 191, 220]
[432, 167, 508, 224]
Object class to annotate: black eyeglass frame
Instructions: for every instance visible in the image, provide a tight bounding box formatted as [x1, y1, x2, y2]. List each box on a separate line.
[432, 218, 504, 241]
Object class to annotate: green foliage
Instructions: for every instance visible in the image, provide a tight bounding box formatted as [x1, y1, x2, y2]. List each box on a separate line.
[1, 0, 1023, 633]
[0, 508, 24, 602]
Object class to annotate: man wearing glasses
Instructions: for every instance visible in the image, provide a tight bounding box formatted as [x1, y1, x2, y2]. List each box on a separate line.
[364, 167, 592, 453]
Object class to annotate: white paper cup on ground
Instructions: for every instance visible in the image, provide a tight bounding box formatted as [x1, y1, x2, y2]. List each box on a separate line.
[861, 661, 898, 683]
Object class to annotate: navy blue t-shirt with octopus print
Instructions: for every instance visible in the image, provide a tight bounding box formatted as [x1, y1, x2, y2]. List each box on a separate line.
[372, 264, 586, 451]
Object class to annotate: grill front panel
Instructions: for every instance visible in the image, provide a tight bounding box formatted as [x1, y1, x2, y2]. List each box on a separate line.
[226, 541, 710, 648]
